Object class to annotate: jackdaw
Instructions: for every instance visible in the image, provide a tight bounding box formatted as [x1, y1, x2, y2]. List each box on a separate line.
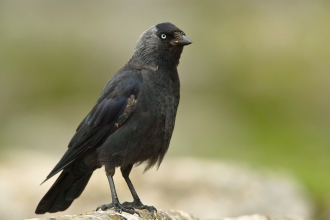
[35, 22, 192, 215]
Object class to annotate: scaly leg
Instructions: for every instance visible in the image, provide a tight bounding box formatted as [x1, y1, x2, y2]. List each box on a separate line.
[96, 168, 136, 214]
[120, 164, 156, 213]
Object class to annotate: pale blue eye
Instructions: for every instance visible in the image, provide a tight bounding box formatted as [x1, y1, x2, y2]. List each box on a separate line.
[161, 34, 167, 39]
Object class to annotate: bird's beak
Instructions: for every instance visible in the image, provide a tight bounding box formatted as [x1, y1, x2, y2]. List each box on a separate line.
[171, 34, 192, 46]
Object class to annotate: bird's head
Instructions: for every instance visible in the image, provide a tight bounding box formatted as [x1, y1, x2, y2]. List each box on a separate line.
[133, 22, 192, 67]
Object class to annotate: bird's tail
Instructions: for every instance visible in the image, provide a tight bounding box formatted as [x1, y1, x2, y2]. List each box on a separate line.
[35, 164, 95, 214]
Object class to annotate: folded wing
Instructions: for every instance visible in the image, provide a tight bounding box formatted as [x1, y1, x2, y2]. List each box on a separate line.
[43, 70, 143, 182]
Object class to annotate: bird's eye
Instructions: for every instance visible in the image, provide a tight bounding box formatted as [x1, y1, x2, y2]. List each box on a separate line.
[161, 34, 167, 39]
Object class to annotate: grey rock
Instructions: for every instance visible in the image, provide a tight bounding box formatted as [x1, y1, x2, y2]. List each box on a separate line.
[24, 210, 310, 220]
[24, 209, 198, 220]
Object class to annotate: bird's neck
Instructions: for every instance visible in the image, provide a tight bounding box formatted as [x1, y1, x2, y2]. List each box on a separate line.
[131, 47, 183, 69]
[128, 54, 180, 85]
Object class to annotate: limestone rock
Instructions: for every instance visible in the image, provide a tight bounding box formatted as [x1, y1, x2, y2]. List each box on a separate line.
[24, 210, 310, 220]
[25, 209, 198, 220]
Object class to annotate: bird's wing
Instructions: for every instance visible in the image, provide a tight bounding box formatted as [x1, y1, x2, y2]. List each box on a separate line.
[43, 70, 143, 182]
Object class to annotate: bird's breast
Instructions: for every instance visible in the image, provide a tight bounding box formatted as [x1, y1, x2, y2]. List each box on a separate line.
[141, 76, 179, 140]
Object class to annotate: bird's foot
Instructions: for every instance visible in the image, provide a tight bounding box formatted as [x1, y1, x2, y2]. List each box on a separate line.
[96, 202, 136, 215]
[122, 199, 157, 213]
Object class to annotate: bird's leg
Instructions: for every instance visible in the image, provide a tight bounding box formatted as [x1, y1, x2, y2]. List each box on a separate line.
[96, 167, 136, 214]
[120, 164, 156, 213]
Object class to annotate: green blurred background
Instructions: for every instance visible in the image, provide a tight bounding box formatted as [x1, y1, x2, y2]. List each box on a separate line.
[0, 0, 329, 219]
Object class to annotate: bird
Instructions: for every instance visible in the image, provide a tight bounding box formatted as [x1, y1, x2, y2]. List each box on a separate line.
[35, 22, 192, 215]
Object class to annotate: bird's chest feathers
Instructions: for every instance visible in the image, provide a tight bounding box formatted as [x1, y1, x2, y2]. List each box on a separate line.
[140, 69, 180, 137]
[146, 71, 178, 111]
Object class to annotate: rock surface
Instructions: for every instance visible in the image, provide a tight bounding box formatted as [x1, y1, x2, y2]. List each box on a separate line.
[26, 209, 197, 220]
[24, 209, 310, 220]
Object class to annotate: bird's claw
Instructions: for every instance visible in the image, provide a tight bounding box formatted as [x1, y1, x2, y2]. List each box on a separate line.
[96, 202, 137, 215]
[122, 200, 157, 213]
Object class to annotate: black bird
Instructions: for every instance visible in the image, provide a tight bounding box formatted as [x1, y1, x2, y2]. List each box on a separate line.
[35, 22, 192, 215]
